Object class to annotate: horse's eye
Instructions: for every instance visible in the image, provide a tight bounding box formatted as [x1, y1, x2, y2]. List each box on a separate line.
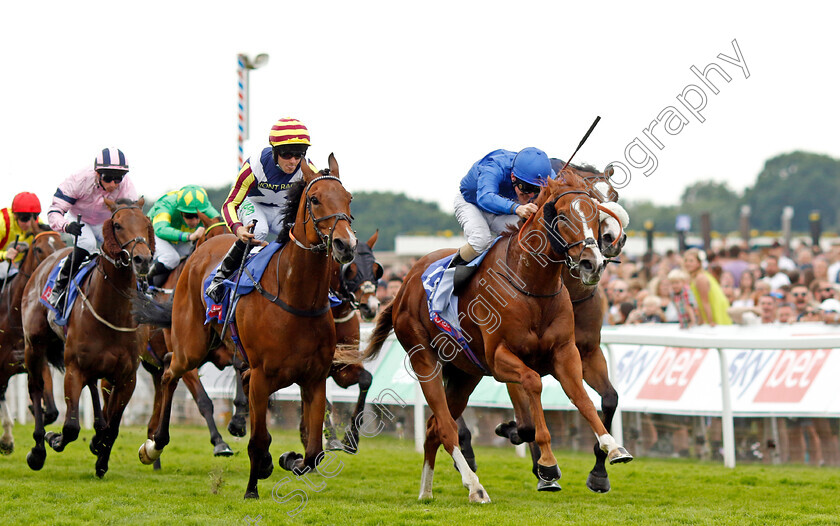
[114, 223, 123, 230]
[310, 196, 320, 205]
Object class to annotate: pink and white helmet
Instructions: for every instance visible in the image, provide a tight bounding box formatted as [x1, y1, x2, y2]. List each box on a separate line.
[94, 148, 129, 172]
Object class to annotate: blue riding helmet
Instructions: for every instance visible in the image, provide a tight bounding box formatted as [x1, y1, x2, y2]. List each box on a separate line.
[512, 147, 555, 186]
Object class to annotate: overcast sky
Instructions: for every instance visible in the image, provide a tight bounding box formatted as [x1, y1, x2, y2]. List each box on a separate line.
[2, 1, 838, 222]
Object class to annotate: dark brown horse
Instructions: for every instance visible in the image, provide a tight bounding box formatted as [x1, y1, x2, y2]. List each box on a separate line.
[362, 172, 631, 503]
[0, 228, 65, 455]
[323, 231, 382, 451]
[483, 163, 632, 492]
[136, 155, 356, 499]
[22, 198, 153, 477]
[140, 212, 235, 469]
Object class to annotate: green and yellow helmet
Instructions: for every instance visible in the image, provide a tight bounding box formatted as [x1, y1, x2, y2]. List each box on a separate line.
[175, 185, 210, 214]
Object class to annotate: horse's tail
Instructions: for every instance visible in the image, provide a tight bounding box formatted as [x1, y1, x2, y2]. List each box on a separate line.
[361, 302, 394, 362]
[131, 290, 173, 327]
[333, 343, 362, 365]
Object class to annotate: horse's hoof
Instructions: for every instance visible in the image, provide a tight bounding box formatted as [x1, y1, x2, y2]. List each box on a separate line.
[494, 421, 522, 444]
[26, 448, 46, 471]
[0, 441, 13, 455]
[90, 436, 102, 456]
[608, 447, 633, 465]
[469, 485, 491, 504]
[138, 439, 161, 465]
[325, 439, 346, 452]
[213, 442, 234, 457]
[537, 479, 562, 492]
[95, 465, 107, 479]
[43, 409, 59, 426]
[586, 472, 611, 493]
[537, 463, 562, 483]
[244, 490, 259, 499]
[258, 453, 274, 480]
[228, 418, 247, 438]
[153, 458, 161, 471]
[44, 431, 64, 452]
[278, 451, 303, 472]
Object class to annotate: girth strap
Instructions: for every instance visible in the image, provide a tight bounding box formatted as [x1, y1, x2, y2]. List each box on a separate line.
[242, 267, 330, 318]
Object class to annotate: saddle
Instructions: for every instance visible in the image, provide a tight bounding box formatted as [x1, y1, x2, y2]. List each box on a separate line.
[39, 255, 97, 326]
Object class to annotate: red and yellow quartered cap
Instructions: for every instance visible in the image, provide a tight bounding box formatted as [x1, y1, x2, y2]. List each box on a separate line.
[269, 118, 311, 147]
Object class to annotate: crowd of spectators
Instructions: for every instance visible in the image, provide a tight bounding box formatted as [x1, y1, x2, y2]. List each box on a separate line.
[374, 239, 840, 328]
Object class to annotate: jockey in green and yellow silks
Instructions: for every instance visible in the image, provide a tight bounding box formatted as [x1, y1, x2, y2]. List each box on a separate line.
[145, 185, 220, 288]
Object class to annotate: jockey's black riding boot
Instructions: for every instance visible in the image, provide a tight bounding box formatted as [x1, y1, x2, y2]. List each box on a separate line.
[146, 261, 170, 289]
[206, 240, 248, 304]
[450, 249, 479, 297]
[48, 247, 89, 309]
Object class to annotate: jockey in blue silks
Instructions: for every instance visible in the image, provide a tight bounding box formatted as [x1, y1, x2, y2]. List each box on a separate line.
[451, 147, 554, 291]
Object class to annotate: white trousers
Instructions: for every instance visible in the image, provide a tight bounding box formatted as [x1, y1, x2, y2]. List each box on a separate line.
[237, 198, 285, 242]
[453, 194, 520, 254]
[153, 237, 193, 269]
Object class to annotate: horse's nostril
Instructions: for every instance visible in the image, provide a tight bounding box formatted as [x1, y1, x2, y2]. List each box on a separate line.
[333, 239, 346, 252]
[581, 260, 594, 272]
[603, 234, 614, 244]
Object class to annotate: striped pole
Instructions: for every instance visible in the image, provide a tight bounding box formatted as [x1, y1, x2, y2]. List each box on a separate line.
[237, 54, 248, 169]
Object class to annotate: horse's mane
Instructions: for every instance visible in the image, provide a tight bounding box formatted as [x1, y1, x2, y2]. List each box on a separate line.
[277, 179, 307, 244]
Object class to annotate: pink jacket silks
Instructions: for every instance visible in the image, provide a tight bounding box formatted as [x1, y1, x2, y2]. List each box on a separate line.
[48, 166, 139, 232]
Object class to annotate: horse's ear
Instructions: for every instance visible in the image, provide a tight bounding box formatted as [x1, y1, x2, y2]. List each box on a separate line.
[104, 198, 117, 211]
[301, 159, 317, 182]
[367, 229, 379, 249]
[328, 153, 339, 178]
[197, 210, 211, 225]
[136, 196, 145, 208]
[101, 219, 121, 259]
[146, 218, 156, 254]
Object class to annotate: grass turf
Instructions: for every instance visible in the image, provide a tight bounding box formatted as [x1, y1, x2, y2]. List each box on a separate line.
[1, 424, 839, 525]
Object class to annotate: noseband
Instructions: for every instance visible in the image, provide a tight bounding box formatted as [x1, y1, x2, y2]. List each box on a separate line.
[289, 172, 353, 254]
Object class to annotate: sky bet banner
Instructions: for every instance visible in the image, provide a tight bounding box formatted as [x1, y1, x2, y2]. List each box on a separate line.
[366, 337, 840, 417]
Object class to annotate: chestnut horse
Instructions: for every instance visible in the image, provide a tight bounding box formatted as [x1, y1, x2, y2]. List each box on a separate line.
[140, 212, 235, 468]
[362, 172, 631, 503]
[22, 198, 153, 477]
[136, 155, 356, 499]
[324, 231, 382, 451]
[479, 163, 632, 492]
[0, 228, 65, 455]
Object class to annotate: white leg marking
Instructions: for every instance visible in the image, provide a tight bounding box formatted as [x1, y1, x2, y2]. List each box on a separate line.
[598, 433, 619, 454]
[452, 447, 490, 503]
[419, 460, 434, 500]
[0, 400, 13, 444]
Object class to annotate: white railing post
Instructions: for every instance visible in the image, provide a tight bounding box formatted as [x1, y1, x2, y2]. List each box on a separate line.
[717, 348, 735, 468]
[414, 381, 424, 453]
[603, 343, 623, 443]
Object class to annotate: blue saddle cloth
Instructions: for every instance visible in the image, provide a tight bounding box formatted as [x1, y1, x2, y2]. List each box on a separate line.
[420, 239, 499, 373]
[39, 256, 97, 326]
[203, 241, 341, 324]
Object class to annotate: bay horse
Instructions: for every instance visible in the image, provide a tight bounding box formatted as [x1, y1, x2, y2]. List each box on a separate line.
[362, 173, 631, 503]
[22, 198, 153, 477]
[136, 155, 356, 499]
[482, 163, 632, 492]
[323, 230, 382, 451]
[140, 212, 235, 469]
[0, 228, 65, 455]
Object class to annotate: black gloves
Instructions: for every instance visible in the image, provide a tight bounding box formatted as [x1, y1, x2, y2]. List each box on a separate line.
[65, 222, 83, 236]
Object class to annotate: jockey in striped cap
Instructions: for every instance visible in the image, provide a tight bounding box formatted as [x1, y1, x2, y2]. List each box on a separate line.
[206, 118, 313, 304]
[46, 147, 138, 309]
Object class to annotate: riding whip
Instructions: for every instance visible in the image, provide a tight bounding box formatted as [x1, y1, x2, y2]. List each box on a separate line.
[560, 115, 601, 172]
[0, 235, 19, 295]
[62, 214, 83, 317]
[219, 220, 258, 342]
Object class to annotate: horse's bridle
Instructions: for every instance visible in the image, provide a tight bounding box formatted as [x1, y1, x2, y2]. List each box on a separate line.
[288, 172, 353, 254]
[101, 204, 152, 268]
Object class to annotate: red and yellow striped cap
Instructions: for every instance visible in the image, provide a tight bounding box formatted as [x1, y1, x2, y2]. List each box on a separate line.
[269, 118, 311, 147]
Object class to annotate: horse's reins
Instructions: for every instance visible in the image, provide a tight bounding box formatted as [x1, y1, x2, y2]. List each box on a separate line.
[201, 221, 229, 242]
[76, 205, 151, 332]
[249, 173, 353, 317]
